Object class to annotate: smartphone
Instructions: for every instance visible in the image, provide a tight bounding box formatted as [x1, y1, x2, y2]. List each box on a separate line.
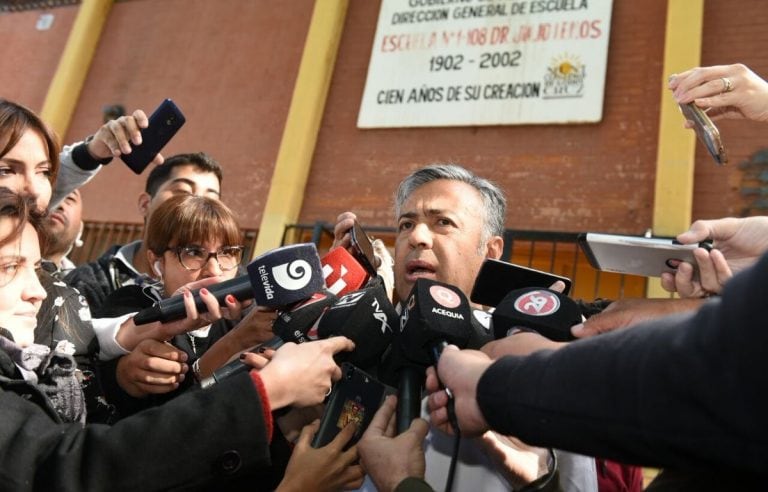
[470, 258, 572, 307]
[121, 99, 186, 174]
[578, 232, 712, 278]
[349, 220, 379, 278]
[679, 102, 727, 165]
[311, 363, 392, 449]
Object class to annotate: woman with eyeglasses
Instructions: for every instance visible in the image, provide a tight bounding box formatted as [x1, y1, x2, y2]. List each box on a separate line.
[94, 193, 272, 416]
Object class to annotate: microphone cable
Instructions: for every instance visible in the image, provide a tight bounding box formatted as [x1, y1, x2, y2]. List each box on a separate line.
[432, 341, 461, 492]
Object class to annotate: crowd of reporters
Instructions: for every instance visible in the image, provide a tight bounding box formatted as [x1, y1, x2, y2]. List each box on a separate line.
[0, 61, 766, 491]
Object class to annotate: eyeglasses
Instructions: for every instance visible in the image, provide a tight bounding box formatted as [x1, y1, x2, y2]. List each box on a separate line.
[170, 245, 244, 272]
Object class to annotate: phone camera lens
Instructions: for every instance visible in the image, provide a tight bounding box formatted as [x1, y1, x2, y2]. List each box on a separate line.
[166, 117, 174, 125]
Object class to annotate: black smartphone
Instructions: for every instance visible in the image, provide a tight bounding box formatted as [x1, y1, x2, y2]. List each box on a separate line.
[578, 232, 712, 278]
[121, 99, 186, 174]
[349, 220, 379, 278]
[470, 258, 572, 307]
[311, 363, 392, 449]
[679, 102, 727, 165]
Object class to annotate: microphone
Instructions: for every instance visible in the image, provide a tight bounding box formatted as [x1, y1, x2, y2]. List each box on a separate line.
[133, 243, 324, 325]
[492, 287, 581, 342]
[316, 281, 396, 371]
[200, 290, 338, 388]
[395, 278, 472, 434]
[321, 247, 368, 297]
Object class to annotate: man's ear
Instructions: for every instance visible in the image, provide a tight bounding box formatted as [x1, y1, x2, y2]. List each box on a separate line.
[485, 235, 504, 260]
[137, 192, 151, 219]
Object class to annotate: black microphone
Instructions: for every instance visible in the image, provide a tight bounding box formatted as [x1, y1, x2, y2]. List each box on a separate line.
[199, 290, 338, 389]
[316, 281, 396, 371]
[492, 287, 581, 342]
[133, 243, 324, 325]
[395, 279, 472, 434]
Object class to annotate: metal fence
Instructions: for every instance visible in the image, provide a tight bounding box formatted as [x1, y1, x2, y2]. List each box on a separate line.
[72, 220, 647, 301]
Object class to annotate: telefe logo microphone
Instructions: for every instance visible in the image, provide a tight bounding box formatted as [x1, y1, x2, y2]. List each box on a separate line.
[321, 247, 368, 296]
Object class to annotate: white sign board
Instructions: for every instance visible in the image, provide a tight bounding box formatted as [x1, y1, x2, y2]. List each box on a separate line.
[358, 0, 613, 128]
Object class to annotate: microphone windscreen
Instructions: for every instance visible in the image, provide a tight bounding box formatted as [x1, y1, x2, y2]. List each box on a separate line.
[321, 247, 368, 296]
[399, 278, 472, 365]
[272, 290, 338, 344]
[247, 243, 324, 307]
[492, 287, 580, 342]
[317, 282, 396, 369]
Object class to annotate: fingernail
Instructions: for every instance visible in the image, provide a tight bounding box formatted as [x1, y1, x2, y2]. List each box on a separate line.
[571, 323, 584, 335]
[239, 353, 247, 360]
[183, 289, 192, 298]
[200, 288, 209, 296]
[256, 346, 267, 354]
[226, 294, 235, 304]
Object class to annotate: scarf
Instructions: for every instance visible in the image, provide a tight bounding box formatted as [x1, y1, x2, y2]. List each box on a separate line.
[0, 334, 86, 424]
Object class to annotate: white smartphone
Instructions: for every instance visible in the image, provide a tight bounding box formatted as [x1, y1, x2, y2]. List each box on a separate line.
[578, 232, 712, 278]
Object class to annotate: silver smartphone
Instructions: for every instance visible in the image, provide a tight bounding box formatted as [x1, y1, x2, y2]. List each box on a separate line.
[679, 102, 727, 165]
[578, 232, 712, 278]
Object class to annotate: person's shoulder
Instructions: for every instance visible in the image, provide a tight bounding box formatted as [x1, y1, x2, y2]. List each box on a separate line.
[94, 284, 156, 318]
[65, 244, 123, 283]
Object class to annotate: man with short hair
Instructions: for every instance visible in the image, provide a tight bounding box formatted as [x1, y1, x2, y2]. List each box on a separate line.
[43, 189, 84, 276]
[65, 152, 223, 313]
[334, 164, 605, 491]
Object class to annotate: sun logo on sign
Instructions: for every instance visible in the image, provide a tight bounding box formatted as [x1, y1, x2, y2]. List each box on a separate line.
[542, 53, 586, 99]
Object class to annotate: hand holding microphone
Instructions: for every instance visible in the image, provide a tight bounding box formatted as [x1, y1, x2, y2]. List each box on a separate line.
[132, 243, 325, 325]
[259, 336, 356, 410]
[425, 346, 493, 438]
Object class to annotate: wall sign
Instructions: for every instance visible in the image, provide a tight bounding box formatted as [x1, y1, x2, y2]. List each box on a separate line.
[358, 0, 614, 128]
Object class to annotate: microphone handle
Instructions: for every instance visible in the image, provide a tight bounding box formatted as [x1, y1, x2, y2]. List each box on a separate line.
[133, 276, 254, 325]
[199, 335, 286, 389]
[396, 365, 424, 434]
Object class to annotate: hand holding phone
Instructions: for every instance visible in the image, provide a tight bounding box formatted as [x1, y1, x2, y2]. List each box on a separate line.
[311, 363, 393, 449]
[121, 99, 186, 174]
[578, 232, 712, 278]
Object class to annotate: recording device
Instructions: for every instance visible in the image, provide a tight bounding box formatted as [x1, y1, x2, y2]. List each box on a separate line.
[202, 282, 395, 389]
[349, 220, 380, 278]
[395, 278, 472, 434]
[311, 363, 393, 449]
[200, 290, 338, 388]
[121, 99, 186, 174]
[132, 243, 323, 325]
[578, 232, 713, 278]
[679, 102, 728, 165]
[492, 287, 581, 342]
[317, 281, 397, 370]
[470, 258, 572, 307]
[321, 247, 368, 296]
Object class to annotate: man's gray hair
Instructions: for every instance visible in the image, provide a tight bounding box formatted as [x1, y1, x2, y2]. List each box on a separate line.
[394, 164, 507, 241]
